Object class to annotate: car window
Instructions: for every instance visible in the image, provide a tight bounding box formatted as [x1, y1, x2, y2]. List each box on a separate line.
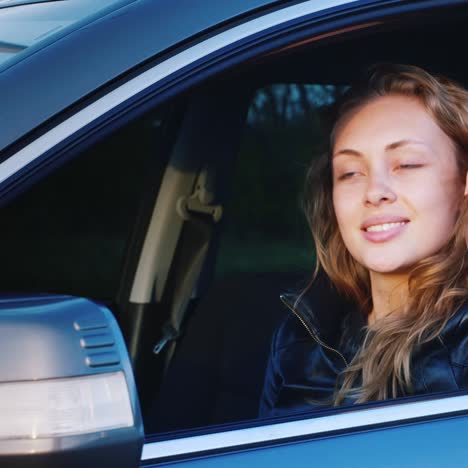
[0, 104, 176, 300]
[146, 73, 467, 442]
[147, 17, 468, 436]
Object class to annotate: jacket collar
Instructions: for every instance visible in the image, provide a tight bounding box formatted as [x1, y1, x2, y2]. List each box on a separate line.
[280, 274, 367, 362]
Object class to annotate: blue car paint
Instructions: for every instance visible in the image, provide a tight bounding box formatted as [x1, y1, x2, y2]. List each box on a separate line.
[147, 415, 468, 467]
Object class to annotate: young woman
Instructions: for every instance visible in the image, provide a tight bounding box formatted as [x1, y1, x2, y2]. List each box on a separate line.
[260, 64, 468, 416]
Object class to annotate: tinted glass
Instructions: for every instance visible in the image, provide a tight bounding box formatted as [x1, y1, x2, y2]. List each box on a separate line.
[0, 106, 173, 300]
[216, 83, 347, 277]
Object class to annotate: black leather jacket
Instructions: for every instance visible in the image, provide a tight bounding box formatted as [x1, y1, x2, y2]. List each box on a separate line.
[259, 286, 468, 417]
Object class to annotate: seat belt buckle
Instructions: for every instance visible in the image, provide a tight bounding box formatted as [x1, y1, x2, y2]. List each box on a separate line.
[153, 322, 181, 354]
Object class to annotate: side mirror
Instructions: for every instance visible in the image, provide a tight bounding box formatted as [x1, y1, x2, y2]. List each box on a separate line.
[0, 294, 143, 468]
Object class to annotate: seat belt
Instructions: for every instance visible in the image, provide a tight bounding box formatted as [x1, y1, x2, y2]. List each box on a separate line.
[152, 169, 222, 370]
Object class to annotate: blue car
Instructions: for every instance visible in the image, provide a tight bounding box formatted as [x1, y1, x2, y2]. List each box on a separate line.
[0, 0, 467, 466]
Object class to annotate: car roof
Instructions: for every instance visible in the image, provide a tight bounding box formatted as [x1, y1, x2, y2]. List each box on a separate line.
[0, 0, 311, 152]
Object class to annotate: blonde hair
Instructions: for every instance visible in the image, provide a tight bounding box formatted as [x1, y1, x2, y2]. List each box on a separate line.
[303, 64, 468, 403]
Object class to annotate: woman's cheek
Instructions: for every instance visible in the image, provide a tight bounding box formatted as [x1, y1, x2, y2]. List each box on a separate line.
[333, 198, 355, 244]
[334, 185, 361, 219]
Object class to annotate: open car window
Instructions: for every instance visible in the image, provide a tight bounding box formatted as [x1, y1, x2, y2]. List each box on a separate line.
[144, 4, 468, 448]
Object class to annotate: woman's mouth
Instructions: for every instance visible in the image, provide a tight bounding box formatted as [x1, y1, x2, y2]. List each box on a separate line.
[365, 221, 407, 232]
[361, 219, 409, 242]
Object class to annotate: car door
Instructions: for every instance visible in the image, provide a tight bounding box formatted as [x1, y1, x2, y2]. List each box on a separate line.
[0, 1, 467, 467]
[142, 395, 468, 467]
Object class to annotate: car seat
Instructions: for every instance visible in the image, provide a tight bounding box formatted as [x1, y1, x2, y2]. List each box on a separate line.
[148, 271, 308, 433]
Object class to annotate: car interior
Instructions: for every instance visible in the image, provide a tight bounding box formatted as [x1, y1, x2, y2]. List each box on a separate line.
[0, 3, 467, 438]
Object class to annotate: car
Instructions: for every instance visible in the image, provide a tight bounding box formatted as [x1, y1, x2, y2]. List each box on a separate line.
[0, 0, 468, 466]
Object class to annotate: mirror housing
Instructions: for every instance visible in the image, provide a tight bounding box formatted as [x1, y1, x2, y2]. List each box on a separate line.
[0, 294, 143, 468]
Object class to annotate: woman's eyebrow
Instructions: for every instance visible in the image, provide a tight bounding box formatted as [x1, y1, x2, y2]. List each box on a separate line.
[385, 139, 428, 151]
[333, 139, 429, 159]
[332, 148, 362, 159]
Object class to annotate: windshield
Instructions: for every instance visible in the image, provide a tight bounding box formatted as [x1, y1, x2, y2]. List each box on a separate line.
[0, 0, 128, 68]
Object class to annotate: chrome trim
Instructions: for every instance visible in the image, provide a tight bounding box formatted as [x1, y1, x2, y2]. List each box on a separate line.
[141, 394, 468, 460]
[0, 0, 350, 184]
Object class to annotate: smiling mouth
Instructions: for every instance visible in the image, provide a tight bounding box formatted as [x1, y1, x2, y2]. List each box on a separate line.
[364, 221, 408, 233]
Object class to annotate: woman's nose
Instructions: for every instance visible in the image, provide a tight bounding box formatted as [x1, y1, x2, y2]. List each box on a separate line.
[364, 171, 397, 206]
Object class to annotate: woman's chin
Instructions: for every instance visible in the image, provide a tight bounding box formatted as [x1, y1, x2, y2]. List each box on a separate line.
[362, 257, 412, 275]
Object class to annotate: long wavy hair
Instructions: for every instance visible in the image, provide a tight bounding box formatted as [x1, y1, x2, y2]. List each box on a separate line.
[303, 63, 468, 403]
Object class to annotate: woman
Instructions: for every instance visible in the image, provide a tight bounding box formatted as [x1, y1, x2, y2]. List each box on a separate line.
[260, 64, 468, 417]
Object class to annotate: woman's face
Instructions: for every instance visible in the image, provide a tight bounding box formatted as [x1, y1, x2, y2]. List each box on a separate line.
[332, 94, 466, 274]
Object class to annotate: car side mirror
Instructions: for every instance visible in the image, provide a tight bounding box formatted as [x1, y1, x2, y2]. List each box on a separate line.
[0, 294, 143, 468]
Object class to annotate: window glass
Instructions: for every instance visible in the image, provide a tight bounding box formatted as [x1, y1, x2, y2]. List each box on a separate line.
[216, 83, 347, 278]
[0, 106, 174, 300]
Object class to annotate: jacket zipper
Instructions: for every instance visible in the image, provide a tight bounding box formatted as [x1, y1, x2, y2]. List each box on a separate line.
[280, 296, 348, 367]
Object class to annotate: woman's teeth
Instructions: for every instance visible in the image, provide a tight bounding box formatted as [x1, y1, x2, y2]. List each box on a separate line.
[366, 221, 406, 232]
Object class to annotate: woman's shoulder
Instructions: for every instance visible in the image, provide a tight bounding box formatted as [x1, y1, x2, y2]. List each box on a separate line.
[441, 301, 468, 337]
[441, 301, 468, 366]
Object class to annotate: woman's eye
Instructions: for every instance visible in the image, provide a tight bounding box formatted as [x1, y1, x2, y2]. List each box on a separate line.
[338, 171, 359, 180]
[398, 163, 424, 169]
